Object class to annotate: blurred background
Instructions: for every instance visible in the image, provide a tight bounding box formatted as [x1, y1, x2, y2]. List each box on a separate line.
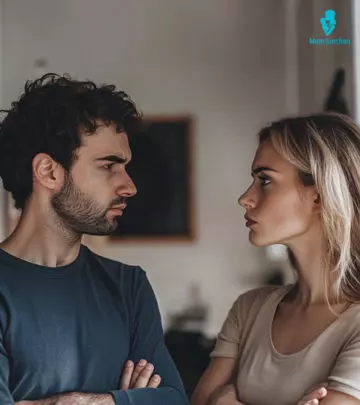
[0, 0, 357, 397]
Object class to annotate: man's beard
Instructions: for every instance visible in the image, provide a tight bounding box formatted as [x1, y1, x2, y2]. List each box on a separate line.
[51, 172, 119, 236]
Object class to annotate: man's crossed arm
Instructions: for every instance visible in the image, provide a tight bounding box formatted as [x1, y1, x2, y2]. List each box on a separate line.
[16, 359, 161, 405]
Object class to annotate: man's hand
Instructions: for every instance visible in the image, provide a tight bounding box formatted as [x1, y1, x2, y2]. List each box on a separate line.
[16, 359, 162, 404]
[120, 359, 161, 389]
[297, 385, 328, 405]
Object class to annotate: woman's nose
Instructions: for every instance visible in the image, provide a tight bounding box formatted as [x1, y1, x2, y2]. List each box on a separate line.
[238, 191, 256, 209]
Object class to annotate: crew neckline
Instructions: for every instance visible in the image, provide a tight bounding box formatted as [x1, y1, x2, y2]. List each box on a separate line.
[0, 244, 86, 277]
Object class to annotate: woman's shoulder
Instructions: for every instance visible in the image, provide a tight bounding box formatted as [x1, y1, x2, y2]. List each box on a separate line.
[230, 284, 292, 319]
[339, 303, 360, 336]
[236, 283, 291, 305]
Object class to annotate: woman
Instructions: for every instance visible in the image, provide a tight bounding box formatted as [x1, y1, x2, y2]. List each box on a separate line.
[191, 112, 360, 405]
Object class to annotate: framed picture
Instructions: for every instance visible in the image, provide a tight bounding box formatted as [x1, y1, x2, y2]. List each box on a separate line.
[110, 115, 195, 242]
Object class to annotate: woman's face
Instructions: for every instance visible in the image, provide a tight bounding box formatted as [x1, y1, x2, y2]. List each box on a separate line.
[239, 139, 320, 247]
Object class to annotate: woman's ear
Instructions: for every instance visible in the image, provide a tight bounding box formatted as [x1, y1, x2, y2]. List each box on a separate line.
[313, 192, 322, 214]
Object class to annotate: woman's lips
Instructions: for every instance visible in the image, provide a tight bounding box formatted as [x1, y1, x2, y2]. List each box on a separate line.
[245, 216, 257, 227]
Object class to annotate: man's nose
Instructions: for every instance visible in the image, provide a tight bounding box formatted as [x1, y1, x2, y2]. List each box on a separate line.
[117, 172, 137, 198]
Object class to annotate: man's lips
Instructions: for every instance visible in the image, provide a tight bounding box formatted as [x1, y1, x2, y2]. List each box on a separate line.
[109, 204, 127, 215]
[111, 204, 127, 210]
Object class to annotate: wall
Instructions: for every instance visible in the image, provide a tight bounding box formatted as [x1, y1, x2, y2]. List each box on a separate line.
[0, 0, 354, 335]
[298, 0, 354, 114]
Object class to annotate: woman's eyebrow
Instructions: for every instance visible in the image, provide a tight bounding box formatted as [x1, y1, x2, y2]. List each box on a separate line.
[251, 166, 278, 175]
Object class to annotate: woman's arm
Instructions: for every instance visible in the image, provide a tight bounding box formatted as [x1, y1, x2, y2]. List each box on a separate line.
[192, 362, 331, 405]
[319, 390, 360, 405]
[190, 358, 240, 405]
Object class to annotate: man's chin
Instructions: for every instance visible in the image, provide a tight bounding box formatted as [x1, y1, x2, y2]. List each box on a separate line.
[82, 223, 119, 237]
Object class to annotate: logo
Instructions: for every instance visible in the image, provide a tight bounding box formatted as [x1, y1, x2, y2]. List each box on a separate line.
[308, 9, 351, 46]
[320, 9, 336, 36]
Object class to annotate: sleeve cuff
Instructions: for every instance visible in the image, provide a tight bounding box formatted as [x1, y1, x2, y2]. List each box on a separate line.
[110, 389, 131, 405]
[327, 382, 360, 401]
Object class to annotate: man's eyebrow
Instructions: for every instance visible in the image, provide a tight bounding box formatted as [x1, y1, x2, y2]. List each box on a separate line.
[94, 155, 128, 164]
[251, 166, 278, 175]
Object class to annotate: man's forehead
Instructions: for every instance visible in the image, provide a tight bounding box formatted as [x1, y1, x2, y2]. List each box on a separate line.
[80, 126, 128, 142]
[79, 129, 131, 157]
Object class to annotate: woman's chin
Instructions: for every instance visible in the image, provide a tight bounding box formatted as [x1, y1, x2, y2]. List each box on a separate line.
[249, 232, 275, 247]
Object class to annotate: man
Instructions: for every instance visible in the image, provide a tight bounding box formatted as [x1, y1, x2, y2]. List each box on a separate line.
[0, 73, 188, 405]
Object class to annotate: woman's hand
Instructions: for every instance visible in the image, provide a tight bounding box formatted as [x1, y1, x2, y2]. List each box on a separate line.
[297, 386, 327, 405]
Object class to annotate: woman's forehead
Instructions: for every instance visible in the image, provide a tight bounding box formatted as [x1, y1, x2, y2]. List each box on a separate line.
[252, 141, 293, 173]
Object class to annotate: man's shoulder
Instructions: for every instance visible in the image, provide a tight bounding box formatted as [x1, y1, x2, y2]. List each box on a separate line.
[83, 245, 146, 283]
[84, 245, 141, 270]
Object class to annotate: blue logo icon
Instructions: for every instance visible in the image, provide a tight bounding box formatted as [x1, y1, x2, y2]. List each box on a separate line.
[320, 9, 336, 36]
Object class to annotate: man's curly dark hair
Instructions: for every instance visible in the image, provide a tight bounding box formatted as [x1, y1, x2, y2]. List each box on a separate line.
[0, 73, 142, 210]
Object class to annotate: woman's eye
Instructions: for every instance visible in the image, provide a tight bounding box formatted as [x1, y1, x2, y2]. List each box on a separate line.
[259, 175, 271, 186]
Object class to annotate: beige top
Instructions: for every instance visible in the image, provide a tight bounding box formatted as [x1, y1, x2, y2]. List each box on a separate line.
[211, 285, 360, 405]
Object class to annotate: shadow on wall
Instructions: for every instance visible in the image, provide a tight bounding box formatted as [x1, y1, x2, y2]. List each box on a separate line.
[324, 68, 350, 116]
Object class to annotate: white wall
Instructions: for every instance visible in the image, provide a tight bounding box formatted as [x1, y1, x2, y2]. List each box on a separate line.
[0, 0, 353, 335]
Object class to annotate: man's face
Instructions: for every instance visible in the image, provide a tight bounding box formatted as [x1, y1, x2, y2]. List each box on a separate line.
[51, 123, 137, 236]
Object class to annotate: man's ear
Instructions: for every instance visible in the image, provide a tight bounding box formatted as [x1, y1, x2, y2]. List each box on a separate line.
[32, 153, 65, 191]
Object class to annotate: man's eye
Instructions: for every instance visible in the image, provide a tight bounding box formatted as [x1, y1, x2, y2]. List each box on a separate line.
[103, 164, 114, 170]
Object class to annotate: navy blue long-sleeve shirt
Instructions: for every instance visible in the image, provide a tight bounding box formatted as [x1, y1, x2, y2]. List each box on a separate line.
[0, 244, 188, 405]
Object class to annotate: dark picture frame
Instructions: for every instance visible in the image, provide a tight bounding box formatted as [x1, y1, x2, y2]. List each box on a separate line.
[109, 115, 195, 242]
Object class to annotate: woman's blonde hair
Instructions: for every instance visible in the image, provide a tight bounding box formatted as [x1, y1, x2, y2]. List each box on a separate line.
[259, 112, 360, 305]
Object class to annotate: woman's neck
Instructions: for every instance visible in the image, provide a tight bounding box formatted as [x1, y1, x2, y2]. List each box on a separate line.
[287, 232, 333, 306]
